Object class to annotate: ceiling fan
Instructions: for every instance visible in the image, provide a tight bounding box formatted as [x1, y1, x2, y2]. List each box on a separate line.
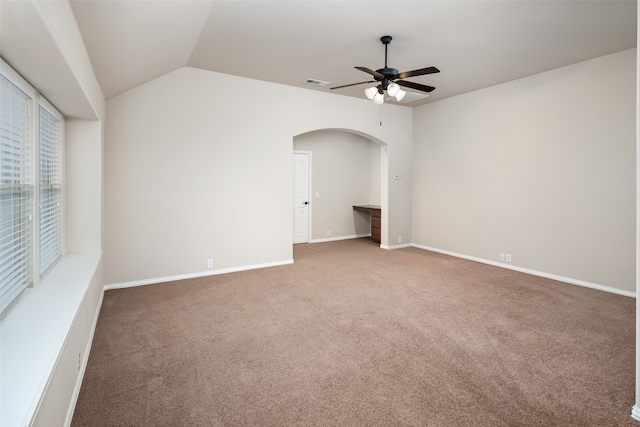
[330, 35, 439, 103]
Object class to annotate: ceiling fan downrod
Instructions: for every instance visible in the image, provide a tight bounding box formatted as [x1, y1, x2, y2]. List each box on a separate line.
[381, 35, 392, 68]
[377, 36, 398, 83]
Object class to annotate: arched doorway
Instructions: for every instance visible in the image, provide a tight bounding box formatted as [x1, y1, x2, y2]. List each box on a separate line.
[292, 129, 387, 247]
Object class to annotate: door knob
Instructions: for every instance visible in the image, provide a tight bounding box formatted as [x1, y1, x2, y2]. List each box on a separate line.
[304, 201, 309, 205]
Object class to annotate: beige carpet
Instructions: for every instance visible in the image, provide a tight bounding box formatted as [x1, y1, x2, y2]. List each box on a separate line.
[72, 238, 636, 426]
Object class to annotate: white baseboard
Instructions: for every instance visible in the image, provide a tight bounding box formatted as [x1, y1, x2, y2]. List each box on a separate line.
[381, 243, 412, 250]
[411, 244, 636, 298]
[310, 233, 370, 244]
[105, 259, 294, 290]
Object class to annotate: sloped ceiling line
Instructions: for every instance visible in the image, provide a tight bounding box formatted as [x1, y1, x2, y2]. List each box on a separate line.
[69, 0, 636, 106]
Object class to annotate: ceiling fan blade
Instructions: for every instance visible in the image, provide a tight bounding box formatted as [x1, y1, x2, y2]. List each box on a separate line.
[397, 80, 436, 93]
[355, 66, 385, 79]
[330, 80, 376, 90]
[397, 66, 440, 80]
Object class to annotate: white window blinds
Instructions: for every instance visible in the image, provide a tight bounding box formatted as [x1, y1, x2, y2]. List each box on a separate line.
[39, 104, 62, 275]
[0, 73, 34, 317]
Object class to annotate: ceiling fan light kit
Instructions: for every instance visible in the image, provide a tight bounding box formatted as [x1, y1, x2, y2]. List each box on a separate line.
[331, 35, 439, 104]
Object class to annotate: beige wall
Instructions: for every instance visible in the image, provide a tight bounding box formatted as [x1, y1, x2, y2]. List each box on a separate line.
[294, 130, 381, 241]
[66, 119, 104, 253]
[370, 141, 382, 205]
[412, 48, 636, 294]
[104, 67, 413, 285]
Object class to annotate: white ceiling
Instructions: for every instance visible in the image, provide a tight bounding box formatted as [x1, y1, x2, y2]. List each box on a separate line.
[70, 0, 637, 106]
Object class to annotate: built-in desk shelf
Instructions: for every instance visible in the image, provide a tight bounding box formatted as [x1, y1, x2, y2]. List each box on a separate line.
[353, 205, 381, 244]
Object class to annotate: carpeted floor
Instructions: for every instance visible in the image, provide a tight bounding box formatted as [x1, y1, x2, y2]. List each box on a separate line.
[72, 238, 636, 426]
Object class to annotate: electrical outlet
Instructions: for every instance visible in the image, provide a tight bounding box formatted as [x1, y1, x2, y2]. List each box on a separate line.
[500, 253, 505, 261]
[77, 351, 81, 373]
[398, 236, 402, 243]
[506, 254, 512, 263]
[207, 259, 213, 269]
[326, 230, 331, 237]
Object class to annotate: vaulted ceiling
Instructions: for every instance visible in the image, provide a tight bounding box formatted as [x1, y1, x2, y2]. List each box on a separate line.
[69, 0, 637, 106]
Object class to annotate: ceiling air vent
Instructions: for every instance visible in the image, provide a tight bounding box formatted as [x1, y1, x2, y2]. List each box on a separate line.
[396, 91, 429, 103]
[304, 78, 330, 87]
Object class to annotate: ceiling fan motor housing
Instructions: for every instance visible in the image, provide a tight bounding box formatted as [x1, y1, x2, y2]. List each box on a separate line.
[375, 68, 399, 90]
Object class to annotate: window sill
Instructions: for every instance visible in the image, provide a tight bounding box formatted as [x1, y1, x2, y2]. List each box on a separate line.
[1, 252, 102, 427]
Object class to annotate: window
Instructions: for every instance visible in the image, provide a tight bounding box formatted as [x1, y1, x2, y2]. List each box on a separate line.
[39, 103, 63, 275]
[0, 72, 33, 317]
[0, 59, 64, 318]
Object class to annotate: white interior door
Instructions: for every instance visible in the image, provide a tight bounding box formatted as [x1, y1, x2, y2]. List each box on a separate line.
[293, 152, 310, 244]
